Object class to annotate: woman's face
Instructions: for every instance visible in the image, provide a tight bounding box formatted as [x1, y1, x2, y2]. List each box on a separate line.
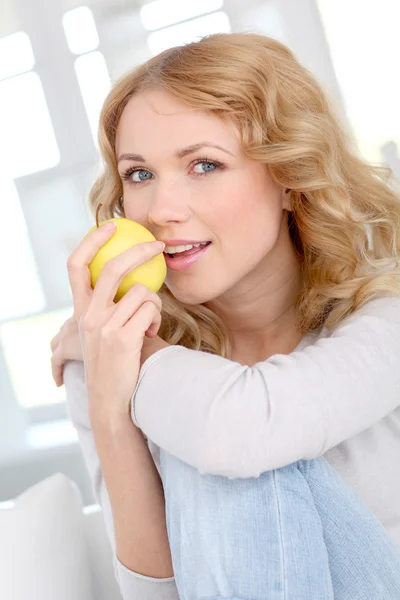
[115, 89, 292, 305]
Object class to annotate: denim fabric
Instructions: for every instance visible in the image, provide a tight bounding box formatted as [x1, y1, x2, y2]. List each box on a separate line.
[160, 453, 400, 600]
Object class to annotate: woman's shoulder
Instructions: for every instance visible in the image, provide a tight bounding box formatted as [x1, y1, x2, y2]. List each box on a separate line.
[298, 294, 400, 351]
[349, 294, 400, 322]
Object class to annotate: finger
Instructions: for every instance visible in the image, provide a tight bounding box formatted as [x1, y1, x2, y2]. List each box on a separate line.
[101, 284, 162, 331]
[51, 348, 64, 387]
[89, 241, 164, 312]
[145, 317, 161, 338]
[63, 316, 79, 338]
[63, 316, 76, 329]
[123, 300, 162, 342]
[50, 317, 76, 352]
[50, 331, 60, 352]
[67, 221, 117, 318]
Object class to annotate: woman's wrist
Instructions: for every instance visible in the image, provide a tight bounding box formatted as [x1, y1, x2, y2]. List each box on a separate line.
[89, 404, 138, 435]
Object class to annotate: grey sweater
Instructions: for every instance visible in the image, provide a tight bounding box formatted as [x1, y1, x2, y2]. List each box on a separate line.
[64, 295, 400, 599]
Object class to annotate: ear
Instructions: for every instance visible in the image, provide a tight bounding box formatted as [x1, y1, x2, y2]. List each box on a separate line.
[282, 188, 292, 211]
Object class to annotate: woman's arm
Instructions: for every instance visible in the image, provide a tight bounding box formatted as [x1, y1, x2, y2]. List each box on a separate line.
[132, 295, 400, 478]
[64, 360, 179, 600]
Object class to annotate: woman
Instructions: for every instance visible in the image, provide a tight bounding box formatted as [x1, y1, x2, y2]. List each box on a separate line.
[51, 33, 400, 598]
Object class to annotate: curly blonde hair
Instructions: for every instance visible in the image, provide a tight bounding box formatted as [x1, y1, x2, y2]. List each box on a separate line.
[89, 32, 400, 358]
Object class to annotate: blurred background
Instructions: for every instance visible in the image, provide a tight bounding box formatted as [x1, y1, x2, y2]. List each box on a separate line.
[0, 0, 399, 505]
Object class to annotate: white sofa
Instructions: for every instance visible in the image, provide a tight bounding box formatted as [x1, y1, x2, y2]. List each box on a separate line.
[0, 473, 123, 600]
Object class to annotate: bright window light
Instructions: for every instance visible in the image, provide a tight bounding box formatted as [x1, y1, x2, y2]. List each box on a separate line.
[148, 11, 231, 56]
[141, 0, 223, 31]
[0, 31, 35, 81]
[74, 51, 111, 143]
[0, 307, 73, 409]
[27, 420, 78, 448]
[0, 174, 46, 321]
[62, 5, 99, 55]
[317, 0, 400, 164]
[0, 72, 60, 179]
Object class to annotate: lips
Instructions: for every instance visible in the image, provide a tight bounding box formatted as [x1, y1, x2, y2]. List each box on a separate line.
[165, 242, 211, 258]
[164, 241, 212, 272]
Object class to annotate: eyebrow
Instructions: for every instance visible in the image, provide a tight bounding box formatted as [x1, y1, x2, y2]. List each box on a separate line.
[117, 142, 235, 164]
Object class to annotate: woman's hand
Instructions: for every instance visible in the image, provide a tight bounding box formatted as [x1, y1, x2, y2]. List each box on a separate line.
[67, 221, 165, 418]
[50, 316, 82, 387]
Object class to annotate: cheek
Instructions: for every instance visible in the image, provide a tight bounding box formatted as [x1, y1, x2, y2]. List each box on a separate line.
[122, 193, 148, 223]
[215, 184, 283, 249]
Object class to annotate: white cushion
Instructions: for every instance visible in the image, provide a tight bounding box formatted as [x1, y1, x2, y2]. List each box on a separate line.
[0, 473, 93, 600]
[83, 505, 123, 600]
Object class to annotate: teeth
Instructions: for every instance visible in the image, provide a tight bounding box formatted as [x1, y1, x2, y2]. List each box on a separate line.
[165, 242, 209, 254]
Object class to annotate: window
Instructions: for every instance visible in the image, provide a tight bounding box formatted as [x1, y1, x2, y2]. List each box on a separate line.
[0, 307, 73, 418]
[140, 0, 224, 31]
[0, 175, 46, 321]
[0, 31, 34, 79]
[62, 6, 100, 55]
[63, 6, 111, 145]
[0, 30, 60, 180]
[74, 51, 111, 142]
[148, 11, 231, 55]
[0, 22, 91, 424]
[0, 31, 54, 324]
[317, 0, 400, 166]
[140, 0, 231, 56]
[0, 8, 111, 436]
[0, 72, 60, 179]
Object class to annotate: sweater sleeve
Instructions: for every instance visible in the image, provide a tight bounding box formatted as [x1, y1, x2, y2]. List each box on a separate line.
[131, 295, 400, 478]
[63, 360, 179, 600]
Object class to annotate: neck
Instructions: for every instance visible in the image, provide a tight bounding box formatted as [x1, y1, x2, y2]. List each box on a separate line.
[205, 224, 304, 365]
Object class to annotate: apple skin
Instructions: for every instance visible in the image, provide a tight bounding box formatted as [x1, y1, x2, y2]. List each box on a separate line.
[86, 218, 167, 301]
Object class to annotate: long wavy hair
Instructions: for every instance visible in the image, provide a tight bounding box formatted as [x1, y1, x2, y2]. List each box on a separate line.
[88, 32, 400, 358]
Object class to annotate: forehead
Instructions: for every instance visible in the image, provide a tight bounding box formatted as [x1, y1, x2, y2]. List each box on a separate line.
[115, 89, 239, 155]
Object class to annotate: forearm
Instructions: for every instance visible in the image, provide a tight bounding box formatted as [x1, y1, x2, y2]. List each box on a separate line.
[132, 296, 400, 478]
[90, 410, 173, 578]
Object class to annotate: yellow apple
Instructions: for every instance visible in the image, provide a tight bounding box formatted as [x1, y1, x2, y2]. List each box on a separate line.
[86, 218, 166, 301]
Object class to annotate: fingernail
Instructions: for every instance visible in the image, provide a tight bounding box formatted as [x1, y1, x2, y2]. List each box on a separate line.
[155, 241, 165, 251]
[101, 221, 116, 231]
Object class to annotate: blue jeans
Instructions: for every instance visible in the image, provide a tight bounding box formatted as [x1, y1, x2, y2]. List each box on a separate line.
[159, 453, 400, 599]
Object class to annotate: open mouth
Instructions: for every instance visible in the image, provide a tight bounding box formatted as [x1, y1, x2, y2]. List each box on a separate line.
[165, 241, 211, 258]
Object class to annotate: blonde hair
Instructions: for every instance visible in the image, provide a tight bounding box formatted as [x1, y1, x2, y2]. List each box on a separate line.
[89, 32, 400, 358]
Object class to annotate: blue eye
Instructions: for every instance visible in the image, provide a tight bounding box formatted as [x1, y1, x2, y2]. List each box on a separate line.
[191, 159, 224, 176]
[121, 168, 153, 184]
[193, 161, 218, 174]
[132, 170, 153, 182]
[121, 158, 224, 186]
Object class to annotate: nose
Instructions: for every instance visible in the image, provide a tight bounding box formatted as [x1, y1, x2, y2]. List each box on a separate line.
[147, 178, 191, 227]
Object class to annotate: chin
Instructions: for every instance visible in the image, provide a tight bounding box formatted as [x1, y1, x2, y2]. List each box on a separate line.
[164, 280, 217, 306]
